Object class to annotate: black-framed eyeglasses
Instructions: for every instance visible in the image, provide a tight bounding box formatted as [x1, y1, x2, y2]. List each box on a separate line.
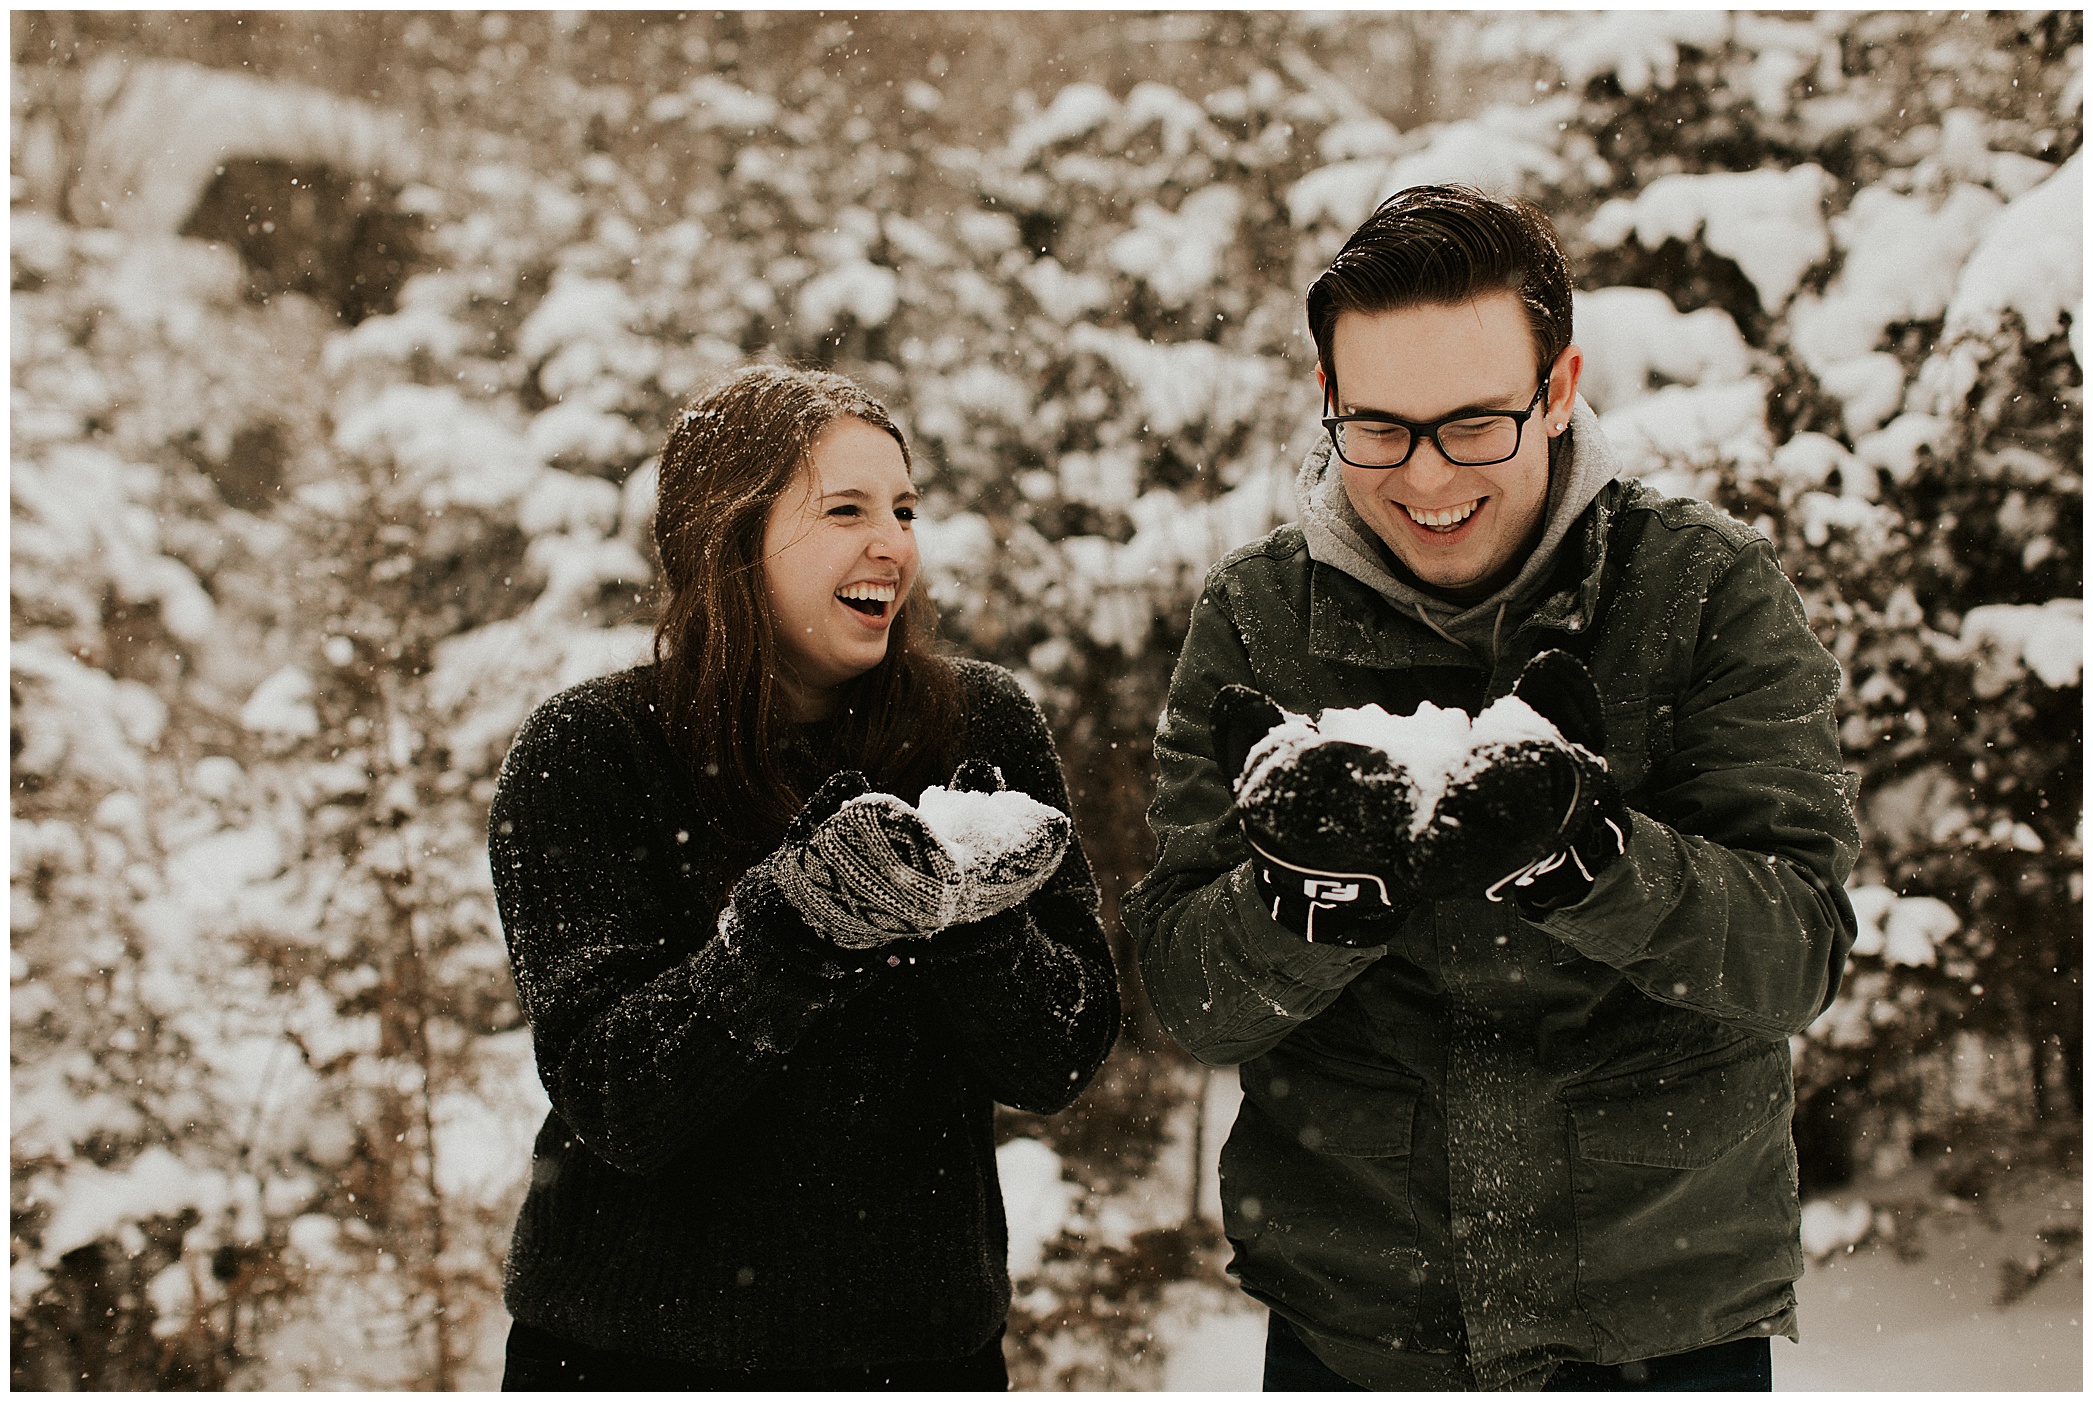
[1322, 376, 1551, 470]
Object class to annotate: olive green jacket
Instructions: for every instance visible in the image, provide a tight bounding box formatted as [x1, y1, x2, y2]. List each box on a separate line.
[1125, 462, 1860, 1390]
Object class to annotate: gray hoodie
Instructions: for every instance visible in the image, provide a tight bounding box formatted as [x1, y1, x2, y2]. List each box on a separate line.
[1294, 396, 1621, 664]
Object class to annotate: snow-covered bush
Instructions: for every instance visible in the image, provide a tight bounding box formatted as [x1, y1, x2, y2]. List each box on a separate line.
[11, 54, 654, 1388]
[10, 205, 352, 1388]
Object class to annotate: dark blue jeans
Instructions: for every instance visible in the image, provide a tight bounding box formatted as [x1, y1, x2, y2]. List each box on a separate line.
[1263, 1312, 1772, 1391]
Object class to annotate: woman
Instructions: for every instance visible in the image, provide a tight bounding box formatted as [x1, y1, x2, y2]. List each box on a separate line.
[490, 364, 1120, 1389]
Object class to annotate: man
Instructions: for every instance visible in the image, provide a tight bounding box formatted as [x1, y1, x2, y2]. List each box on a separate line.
[1124, 185, 1859, 1391]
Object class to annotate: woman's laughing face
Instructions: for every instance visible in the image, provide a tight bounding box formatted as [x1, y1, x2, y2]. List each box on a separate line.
[760, 416, 920, 718]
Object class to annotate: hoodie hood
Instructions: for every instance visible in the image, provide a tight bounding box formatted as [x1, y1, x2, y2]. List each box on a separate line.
[1294, 395, 1622, 660]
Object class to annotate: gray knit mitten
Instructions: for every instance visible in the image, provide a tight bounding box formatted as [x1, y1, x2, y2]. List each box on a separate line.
[772, 771, 965, 948]
[933, 759, 1072, 925]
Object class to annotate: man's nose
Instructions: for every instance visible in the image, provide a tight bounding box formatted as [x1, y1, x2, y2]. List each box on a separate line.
[1403, 441, 1461, 494]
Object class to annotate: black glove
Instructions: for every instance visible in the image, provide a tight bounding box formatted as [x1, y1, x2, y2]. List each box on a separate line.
[949, 758, 1002, 793]
[1425, 650, 1632, 911]
[1213, 685, 1417, 947]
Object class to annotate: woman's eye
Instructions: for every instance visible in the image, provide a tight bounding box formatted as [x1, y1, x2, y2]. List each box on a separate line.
[895, 507, 917, 523]
[827, 504, 860, 518]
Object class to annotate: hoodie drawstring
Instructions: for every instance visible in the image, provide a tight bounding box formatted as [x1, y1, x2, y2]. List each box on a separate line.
[1413, 600, 1510, 665]
[1414, 602, 1462, 649]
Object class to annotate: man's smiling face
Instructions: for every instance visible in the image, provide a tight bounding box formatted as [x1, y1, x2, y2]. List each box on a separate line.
[1322, 293, 1581, 598]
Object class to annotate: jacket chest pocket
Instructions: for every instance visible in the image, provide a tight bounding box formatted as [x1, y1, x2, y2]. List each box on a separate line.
[1239, 1050, 1422, 1157]
[1600, 696, 1656, 798]
[1566, 1039, 1789, 1169]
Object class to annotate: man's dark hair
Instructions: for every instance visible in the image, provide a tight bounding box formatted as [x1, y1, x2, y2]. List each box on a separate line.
[1307, 184, 1574, 404]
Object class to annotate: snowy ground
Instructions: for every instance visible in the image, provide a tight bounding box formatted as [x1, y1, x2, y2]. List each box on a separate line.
[1776, 1167, 2081, 1391]
[1040, 1069, 2082, 1392]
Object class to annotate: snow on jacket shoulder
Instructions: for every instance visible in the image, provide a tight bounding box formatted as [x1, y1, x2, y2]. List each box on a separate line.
[1125, 472, 1860, 1389]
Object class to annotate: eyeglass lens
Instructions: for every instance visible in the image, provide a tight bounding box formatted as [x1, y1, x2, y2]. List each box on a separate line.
[1336, 413, 1524, 468]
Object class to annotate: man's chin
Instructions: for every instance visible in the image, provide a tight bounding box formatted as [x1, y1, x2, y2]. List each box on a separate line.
[1391, 543, 1484, 590]
[1401, 551, 1519, 603]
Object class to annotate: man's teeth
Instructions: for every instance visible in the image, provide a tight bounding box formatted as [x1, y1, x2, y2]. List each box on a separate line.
[1404, 500, 1480, 529]
[837, 582, 897, 603]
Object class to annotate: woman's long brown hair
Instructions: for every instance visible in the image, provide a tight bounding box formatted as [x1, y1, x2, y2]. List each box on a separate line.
[650, 363, 963, 844]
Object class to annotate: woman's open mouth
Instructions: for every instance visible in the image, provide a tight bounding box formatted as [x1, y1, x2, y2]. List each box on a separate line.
[836, 581, 897, 620]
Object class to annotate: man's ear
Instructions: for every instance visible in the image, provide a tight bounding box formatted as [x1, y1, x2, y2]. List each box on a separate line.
[1546, 344, 1584, 436]
[1315, 362, 1329, 413]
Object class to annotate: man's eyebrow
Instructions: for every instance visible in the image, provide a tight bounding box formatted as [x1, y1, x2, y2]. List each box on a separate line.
[1342, 387, 1534, 418]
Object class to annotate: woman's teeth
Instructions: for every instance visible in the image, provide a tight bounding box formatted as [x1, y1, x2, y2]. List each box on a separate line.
[837, 582, 896, 615]
[1404, 499, 1480, 530]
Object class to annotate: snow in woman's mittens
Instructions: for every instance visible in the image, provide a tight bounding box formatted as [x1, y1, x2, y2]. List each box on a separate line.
[916, 783, 1071, 922]
[773, 792, 966, 947]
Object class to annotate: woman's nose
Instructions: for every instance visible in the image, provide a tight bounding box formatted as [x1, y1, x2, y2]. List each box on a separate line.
[867, 515, 909, 560]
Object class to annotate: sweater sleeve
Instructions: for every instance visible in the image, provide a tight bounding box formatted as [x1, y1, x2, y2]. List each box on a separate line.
[918, 666, 1120, 1112]
[1534, 538, 1862, 1039]
[490, 685, 885, 1176]
[1122, 585, 1387, 1067]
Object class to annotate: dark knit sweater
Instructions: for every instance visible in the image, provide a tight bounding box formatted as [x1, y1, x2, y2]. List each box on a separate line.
[489, 658, 1120, 1369]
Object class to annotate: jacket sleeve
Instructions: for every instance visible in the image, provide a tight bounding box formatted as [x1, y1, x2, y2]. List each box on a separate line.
[1534, 538, 1862, 1039]
[490, 692, 885, 1176]
[1122, 581, 1386, 1066]
[921, 672, 1120, 1111]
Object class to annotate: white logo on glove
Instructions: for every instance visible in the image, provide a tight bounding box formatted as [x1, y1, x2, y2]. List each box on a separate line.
[1303, 878, 1361, 903]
